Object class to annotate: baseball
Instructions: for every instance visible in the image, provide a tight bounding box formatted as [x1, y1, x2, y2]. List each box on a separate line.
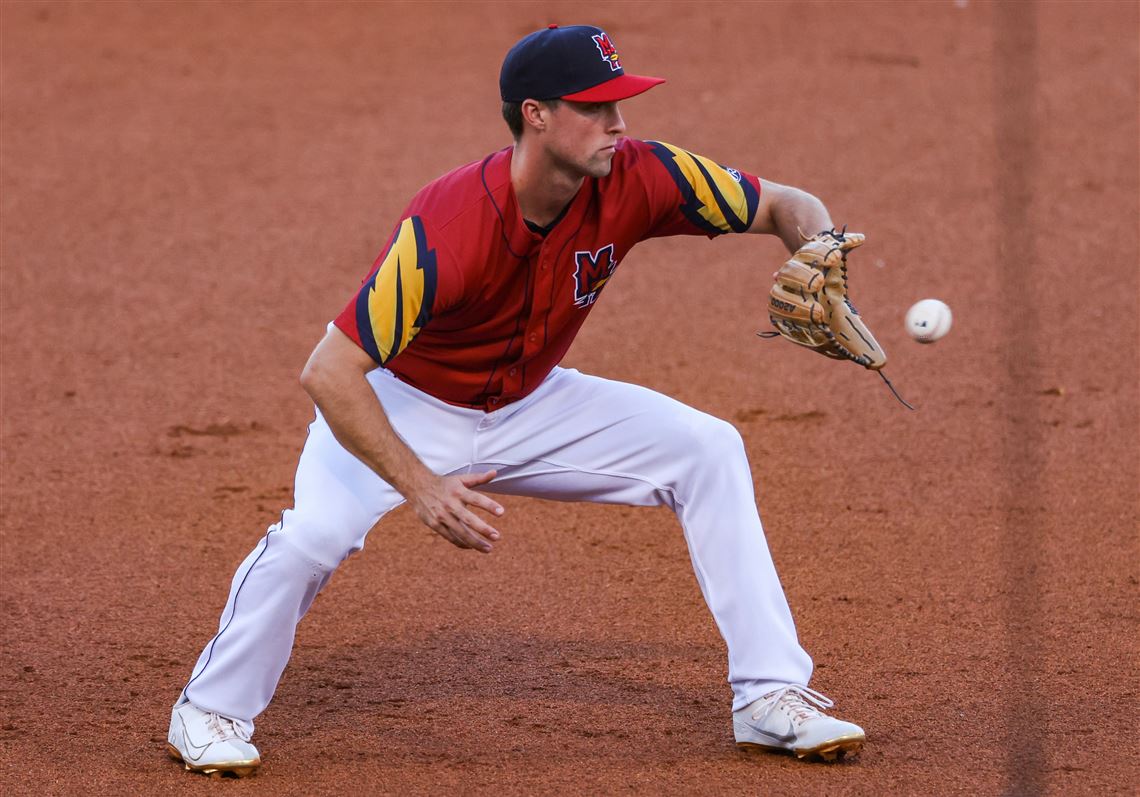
[905, 299, 952, 343]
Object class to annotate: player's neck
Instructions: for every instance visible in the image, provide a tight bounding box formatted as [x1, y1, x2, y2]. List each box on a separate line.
[510, 141, 584, 228]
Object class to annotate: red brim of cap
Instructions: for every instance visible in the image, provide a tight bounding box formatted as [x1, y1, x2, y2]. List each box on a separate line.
[561, 74, 666, 102]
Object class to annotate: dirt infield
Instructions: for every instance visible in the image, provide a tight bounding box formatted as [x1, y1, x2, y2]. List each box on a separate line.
[2, 1, 1137, 794]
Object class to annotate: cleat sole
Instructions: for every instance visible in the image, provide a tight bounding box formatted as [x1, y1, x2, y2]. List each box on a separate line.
[737, 733, 864, 763]
[167, 742, 260, 778]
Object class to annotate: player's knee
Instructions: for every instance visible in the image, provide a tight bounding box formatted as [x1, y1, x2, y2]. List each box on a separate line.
[668, 412, 746, 467]
[695, 416, 747, 463]
[275, 513, 366, 570]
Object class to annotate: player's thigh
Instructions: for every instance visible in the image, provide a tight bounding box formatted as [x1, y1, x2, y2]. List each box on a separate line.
[277, 410, 403, 567]
[280, 372, 479, 566]
[366, 366, 484, 466]
[477, 368, 744, 500]
[476, 465, 676, 508]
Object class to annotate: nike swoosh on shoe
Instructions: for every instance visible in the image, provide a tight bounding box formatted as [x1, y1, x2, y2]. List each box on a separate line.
[179, 721, 212, 760]
[751, 719, 797, 745]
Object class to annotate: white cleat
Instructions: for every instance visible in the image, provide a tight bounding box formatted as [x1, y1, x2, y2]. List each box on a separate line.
[734, 685, 865, 762]
[167, 700, 261, 778]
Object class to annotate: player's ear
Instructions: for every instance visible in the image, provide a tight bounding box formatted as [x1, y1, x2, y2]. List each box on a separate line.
[520, 99, 548, 134]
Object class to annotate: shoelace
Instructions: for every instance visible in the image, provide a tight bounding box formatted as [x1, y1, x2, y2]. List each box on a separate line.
[206, 711, 251, 742]
[752, 685, 835, 725]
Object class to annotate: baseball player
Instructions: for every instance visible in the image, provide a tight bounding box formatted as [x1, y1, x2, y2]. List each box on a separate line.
[167, 24, 870, 777]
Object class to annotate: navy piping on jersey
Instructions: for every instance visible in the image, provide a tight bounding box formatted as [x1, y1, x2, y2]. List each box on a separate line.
[523, 197, 573, 237]
[481, 153, 529, 261]
[477, 251, 535, 405]
[514, 199, 576, 392]
[478, 153, 547, 406]
[411, 216, 437, 331]
[545, 188, 597, 346]
[476, 155, 602, 408]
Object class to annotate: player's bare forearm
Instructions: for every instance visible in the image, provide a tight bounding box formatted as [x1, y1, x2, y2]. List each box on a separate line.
[300, 328, 433, 494]
[748, 179, 834, 253]
[300, 327, 503, 551]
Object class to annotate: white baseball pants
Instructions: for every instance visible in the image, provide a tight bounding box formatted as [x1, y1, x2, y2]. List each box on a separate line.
[180, 366, 812, 726]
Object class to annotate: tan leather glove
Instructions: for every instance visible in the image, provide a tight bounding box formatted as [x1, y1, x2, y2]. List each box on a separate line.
[766, 229, 887, 370]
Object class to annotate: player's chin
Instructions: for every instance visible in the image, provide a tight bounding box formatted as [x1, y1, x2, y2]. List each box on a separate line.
[586, 154, 615, 178]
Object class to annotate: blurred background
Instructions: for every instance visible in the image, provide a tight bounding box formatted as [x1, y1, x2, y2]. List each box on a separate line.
[1, 2, 1136, 794]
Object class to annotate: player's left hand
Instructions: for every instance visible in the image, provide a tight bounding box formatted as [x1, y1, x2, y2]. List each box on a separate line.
[405, 469, 505, 553]
[763, 228, 887, 370]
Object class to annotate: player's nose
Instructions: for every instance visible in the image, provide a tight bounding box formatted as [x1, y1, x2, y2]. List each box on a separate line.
[607, 103, 626, 135]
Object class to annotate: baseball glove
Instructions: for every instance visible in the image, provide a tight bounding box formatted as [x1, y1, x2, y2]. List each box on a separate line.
[762, 228, 913, 408]
[765, 228, 885, 368]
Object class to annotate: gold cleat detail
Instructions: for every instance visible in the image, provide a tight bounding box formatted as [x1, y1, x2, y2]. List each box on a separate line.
[804, 737, 863, 762]
[737, 732, 865, 763]
[167, 742, 260, 778]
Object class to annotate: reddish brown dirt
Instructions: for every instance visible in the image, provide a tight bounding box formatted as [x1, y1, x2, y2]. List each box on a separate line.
[2, 2, 1137, 794]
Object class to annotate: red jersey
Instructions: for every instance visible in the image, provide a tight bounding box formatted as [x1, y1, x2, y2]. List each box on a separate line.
[333, 138, 761, 411]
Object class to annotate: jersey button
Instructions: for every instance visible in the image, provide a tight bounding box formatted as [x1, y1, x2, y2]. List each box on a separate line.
[508, 367, 518, 376]
[528, 333, 537, 343]
[489, 397, 500, 406]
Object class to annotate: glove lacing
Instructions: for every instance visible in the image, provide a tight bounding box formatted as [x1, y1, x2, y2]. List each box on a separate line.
[760, 226, 916, 409]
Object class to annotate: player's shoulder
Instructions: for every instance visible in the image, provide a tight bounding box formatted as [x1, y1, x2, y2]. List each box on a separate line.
[406, 148, 511, 232]
[612, 138, 711, 175]
[610, 136, 657, 168]
[598, 137, 669, 197]
[607, 137, 690, 187]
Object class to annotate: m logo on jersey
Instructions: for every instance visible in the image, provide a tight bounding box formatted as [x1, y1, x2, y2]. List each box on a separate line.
[572, 244, 619, 307]
[592, 32, 622, 71]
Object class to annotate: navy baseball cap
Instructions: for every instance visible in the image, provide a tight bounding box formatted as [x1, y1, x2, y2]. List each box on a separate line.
[500, 24, 665, 103]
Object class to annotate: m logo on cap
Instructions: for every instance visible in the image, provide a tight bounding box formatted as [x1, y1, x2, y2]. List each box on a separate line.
[591, 32, 622, 72]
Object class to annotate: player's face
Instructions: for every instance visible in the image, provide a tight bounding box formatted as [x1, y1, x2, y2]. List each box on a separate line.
[546, 100, 626, 178]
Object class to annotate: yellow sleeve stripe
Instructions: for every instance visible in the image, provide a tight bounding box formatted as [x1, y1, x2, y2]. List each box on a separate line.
[355, 216, 437, 364]
[647, 141, 759, 234]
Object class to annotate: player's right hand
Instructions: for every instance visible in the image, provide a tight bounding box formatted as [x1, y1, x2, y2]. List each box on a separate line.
[406, 470, 504, 553]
